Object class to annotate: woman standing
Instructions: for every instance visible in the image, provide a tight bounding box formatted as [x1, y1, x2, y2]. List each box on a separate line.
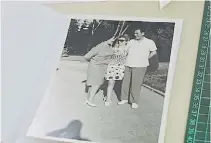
[84, 38, 114, 107]
[104, 35, 129, 106]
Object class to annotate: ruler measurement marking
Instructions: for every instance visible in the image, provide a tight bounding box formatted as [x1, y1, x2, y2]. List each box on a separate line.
[198, 113, 210, 116]
[202, 88, 211, 91]
[201, 97, 210, 99]
[198, 121, 211, 124]
[193, 37, 209, 142]
[195, 139, 210, 142]
[185, 1, 210, 143]
[196, 131, 211, 133]
[203, 81, 210, 83]
[200, 105, 210, 107]
[204, 105, 210, 141]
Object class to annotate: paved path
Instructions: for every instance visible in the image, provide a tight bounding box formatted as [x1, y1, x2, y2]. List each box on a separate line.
[28, 61, 164, 143]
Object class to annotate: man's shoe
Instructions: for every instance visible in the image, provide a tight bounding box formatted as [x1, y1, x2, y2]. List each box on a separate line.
[118, 100, 128, 105]
[131, 103, 139, 109]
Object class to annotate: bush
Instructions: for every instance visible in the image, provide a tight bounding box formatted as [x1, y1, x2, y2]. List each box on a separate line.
[143, 63, 169, 93]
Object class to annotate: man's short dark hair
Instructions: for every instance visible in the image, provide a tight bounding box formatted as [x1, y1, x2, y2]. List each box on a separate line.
[134, 28, 145, 33]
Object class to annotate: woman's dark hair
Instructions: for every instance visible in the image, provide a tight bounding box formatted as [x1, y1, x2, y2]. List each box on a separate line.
[118, 34, 130, 41]
[112, 34, 130, 47]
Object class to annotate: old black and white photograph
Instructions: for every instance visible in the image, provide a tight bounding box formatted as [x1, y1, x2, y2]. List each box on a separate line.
[27, 15, 183, 143]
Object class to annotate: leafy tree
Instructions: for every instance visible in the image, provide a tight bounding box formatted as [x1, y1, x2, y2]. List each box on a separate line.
[62, 19, 175, 62]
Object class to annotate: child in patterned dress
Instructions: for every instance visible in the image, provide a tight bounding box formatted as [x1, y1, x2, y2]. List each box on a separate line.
[104, 35, 130, 106]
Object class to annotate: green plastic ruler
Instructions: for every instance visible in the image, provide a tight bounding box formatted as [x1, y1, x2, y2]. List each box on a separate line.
[184, 1, 210, 143]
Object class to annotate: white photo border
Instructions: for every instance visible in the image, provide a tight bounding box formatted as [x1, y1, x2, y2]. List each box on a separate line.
[66, 14, 184, 143]
[27, 12, 184, 143]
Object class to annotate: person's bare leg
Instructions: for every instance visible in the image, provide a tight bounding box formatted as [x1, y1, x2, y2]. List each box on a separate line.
[85, 85, 100, 107]
[85, 86, 90, 100]
[105, 80, 115, 106]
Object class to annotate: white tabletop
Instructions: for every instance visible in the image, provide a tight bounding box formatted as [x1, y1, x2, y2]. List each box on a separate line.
[1, 2, 70, 143]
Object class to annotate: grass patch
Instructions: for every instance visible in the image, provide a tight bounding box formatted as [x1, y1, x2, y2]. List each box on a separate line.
[144, 63, 169, 93]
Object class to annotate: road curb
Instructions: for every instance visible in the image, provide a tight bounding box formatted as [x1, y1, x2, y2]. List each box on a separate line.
[142, 84, 165, 97]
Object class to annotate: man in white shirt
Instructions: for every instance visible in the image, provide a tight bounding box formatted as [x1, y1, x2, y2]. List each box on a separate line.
[118, 28, 157, 109]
